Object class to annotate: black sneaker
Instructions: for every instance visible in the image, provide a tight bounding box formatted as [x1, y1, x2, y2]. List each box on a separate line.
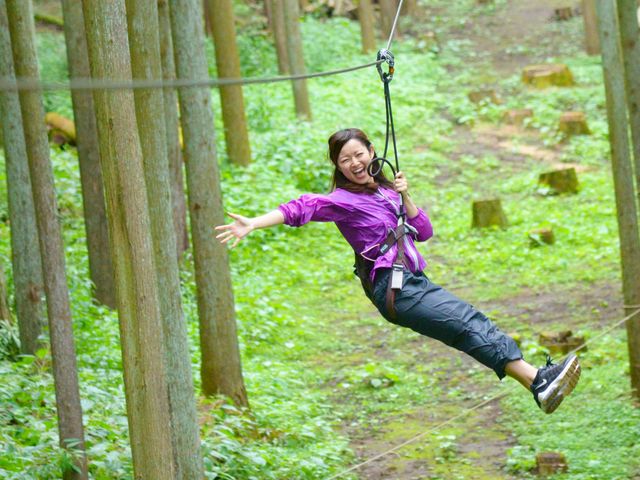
[531, 354, 581, 414]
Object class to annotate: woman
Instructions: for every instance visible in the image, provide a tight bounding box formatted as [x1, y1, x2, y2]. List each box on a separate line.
[215, 128, 580, 414]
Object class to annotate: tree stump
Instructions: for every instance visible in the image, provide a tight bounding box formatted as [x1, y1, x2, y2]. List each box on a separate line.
[502, 108, 533, 126]
[539, 331, 586, 354]
[522, 64, 575, 88]
[468, 89, 501, 104]
[536, 452, 568, 475]
[538, 167, 579, 195]
[45, 112, 76, 146]
[559, 111, 591, 136]
[528, 228, 555, 247]
[554, 7, 574, 20]
[472, 198, 508, 229]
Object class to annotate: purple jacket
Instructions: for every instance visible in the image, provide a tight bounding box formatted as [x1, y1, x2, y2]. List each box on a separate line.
[278, 187, 433, 282]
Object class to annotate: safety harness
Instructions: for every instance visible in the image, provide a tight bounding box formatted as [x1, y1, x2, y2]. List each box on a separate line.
[353, 49, 407, 319]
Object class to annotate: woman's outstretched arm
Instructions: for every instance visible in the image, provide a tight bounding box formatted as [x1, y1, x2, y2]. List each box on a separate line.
[215, 210, 285, 248]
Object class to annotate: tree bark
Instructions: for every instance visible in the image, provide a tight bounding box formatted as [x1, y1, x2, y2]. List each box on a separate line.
[618, 0, 640, 208]
[4, 0, 87, 477]
[271, 0, 290, 74]
[205, 0, 252, 166]
[168, 0, 248, 406]
[82, 0, 177, 476]
[596, 0, 640, 400]
[125, 0, 203, 476]
[582, 0, 601, 54]
[358, 0, 376, 53]
[0, 0, 43, 355]
[0, 262, 12, 323]
[158, 0, 189, 257]
[60, 0, 116, 309]
[283, 0, 312, 120]
[379, 0, 399, 41]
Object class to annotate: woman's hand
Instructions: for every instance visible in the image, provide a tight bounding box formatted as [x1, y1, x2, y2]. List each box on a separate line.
[215, 213, 254, 248]
[394, 171, 409, 196]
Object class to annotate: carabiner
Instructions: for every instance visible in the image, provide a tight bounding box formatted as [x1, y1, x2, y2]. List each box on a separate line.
[376, 49, 395, 83]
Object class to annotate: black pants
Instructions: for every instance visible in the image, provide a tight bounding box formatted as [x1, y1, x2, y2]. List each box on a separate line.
[372, 269, 523, 379]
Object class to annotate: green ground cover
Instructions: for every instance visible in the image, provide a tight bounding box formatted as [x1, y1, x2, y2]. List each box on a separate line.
[1, 2, 639, 478]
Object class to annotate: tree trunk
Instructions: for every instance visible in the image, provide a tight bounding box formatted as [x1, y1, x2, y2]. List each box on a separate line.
[60, 0, 116, 309]
[358, 0, 376, 53]
[582, 0, 601, 54]
[0, 262, 12, 323]
[0, 0, 43, 355]
[401, 0, 417, 16]
[283, 0, 312, 120]
[82, 1, 177, 476]
[205, 0, 252, 166]
[4, 0, 87, 477]
[618, 0, 640, 208]
[379, 0, 399, 41]
[158, 0, 189, 257]
[271, 0, 290, 74]
[596, 0, 640, 401]
[125, 0, 203, 476]
[168, 0, 248, 406]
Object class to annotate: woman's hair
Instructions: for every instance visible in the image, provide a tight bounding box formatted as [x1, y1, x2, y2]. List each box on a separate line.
[327, 128, 393, 193]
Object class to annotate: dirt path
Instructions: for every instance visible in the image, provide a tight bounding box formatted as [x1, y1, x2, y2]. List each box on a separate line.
[329, 3, 607, 479]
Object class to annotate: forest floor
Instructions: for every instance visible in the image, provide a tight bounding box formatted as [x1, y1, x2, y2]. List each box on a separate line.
[324, 2, 625, 479]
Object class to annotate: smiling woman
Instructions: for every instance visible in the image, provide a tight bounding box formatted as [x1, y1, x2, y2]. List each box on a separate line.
[215, 127, 581, 415]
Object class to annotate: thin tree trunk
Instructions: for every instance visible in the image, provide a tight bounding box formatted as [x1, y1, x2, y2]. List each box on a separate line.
[206, 0, 252, 166]
[583, 0, 601, 55]
[168, 0, 248, 406]
[596, 0, 640, 401]
[0, 0, 43, 354]
[125, 0, 203, 476]
[4, 0, 87, 477]
[358, 0, 376, 54]
[264, 0, 272, 32]
[618, 0, 640, 206]
[60, 0, 115, 309]
[271, 0, 290, 74]
[0, 262, 12, 323]
[81, 1, 176, 476]
[158, 0, 189, 257]
[401, 0, 417, 16]
[379, 0, 398, 41]
[283, 0, 312, 120]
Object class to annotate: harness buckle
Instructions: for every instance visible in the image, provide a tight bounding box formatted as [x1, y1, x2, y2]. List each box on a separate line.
[376, 49, 395, 83]
[390, 263, 404, 290]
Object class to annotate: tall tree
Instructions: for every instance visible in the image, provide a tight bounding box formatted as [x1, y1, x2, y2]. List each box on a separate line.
[125, 0, 203, 476]
[283, 0, 312, 120]
[358, 0, 376, 54]
[168, 0, 248, 406]
[4, 0, 87, 477]
[582, 0, 601, 55]
[205, 0, 252, 166]
[0, 0, 43, 355]
[596, 0, 640, 400]
[60, 0, 115, 309]
[82, 0, 177, 476]
[158, 0, 189, 257]
[380, 0, 399, 41]
[271, 0, 290, 75]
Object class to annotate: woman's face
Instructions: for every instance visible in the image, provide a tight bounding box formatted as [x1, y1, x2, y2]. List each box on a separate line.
[337, 139, 375, 185]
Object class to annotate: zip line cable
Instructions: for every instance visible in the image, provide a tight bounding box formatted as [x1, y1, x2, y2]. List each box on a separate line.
[0, 1, 405, 94]
[326, 307, 640, 479]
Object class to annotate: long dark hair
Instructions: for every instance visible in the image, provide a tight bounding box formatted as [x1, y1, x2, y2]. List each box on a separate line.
[327, 128, 394, 193]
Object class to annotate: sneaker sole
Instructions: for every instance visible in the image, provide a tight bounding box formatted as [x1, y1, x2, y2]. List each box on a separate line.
[538, 355, 581, 414]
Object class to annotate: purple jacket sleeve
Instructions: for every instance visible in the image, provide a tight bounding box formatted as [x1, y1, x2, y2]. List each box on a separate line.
[407, 208, 433, 242]
[278, 193, 350, 227]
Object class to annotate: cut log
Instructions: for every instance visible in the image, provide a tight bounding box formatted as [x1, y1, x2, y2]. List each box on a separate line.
[502, 108, 533, 126]
[468, 89, 501, 104]
[44, 112, 76, 146]
[538, 167, 579, 195]
[554, 7, 574, 20]
[34, 12, 64, 28]
[528, 228, 555, 247]
[536, 452, 568, 475]
[559, 111, 591, 136]
[522, 63, 575, 88]
[471, 198, 508, 229]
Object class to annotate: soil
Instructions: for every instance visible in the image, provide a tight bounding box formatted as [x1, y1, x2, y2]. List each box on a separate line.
[329, 2, 624, 479]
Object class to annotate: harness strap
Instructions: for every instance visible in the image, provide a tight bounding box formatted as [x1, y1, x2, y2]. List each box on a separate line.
[385, 222, 406, 320]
